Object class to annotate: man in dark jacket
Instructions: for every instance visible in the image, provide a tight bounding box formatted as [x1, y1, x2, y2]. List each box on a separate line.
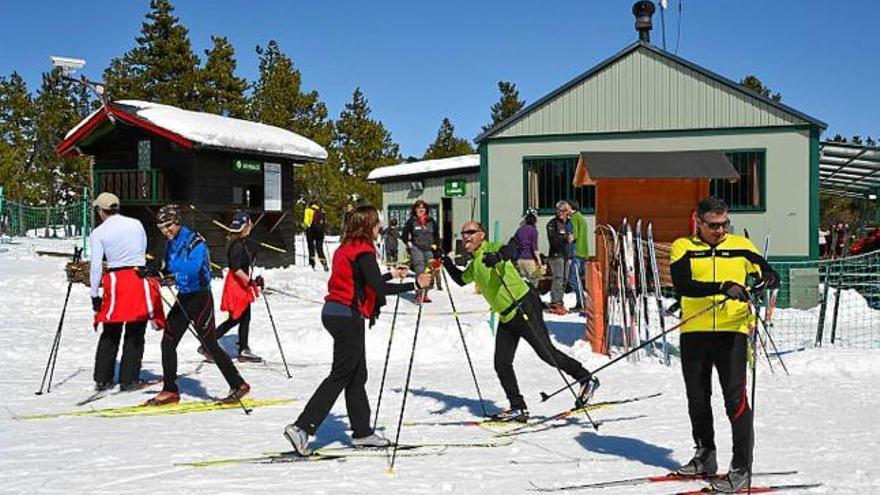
[546, 201, 572, 314]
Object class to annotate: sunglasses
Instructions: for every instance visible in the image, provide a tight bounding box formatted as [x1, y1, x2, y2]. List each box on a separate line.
[156, 221, 175, 230]
[699, 217, 730, 230]
[460, 229, 482, 238]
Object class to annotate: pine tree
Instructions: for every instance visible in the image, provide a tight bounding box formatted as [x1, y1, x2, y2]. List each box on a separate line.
[103, 0, 202, 109]
[739, 75, 782, 102]
[28, 69, 93, 205]
[200, 36, 247, 117]
[249, 40, 333, 148]
[423, 117, 475, 160]
[481, 81, 525, 133]
[298, 87, 400, 231]
[0, 72, 36, 201]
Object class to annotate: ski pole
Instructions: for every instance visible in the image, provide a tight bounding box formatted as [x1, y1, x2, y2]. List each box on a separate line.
[389, 285, 428, 474]
[373, 290, 401, 431]
[439, 266, 488, 417]
[494, 268, 598, 430]
[262, 290, 292, 379]
[539, 297, 728, 403]
[748, 293, 761, 495]
[36, 246, 82, 395]
[159, 288, 252, 415]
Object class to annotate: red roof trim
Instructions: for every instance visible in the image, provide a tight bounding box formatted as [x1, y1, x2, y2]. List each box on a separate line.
[109, 105, 193, 150]
[54, 103, 194, 157]
[55, 108, 109, 156]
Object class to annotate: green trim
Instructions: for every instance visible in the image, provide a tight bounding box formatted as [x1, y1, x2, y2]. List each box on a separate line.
[484, 125, 812, 146]
[809, 126, 821, 260]
[479, 144, 488, 227]
[521, 155, 596, 215]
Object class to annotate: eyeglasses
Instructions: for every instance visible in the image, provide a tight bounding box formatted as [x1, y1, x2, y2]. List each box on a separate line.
[460, 229, 482, 238]
[156, 222, 175, 230]
[698, 217, 730, 230]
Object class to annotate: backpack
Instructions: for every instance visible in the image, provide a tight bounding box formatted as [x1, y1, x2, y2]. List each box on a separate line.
[311, 209, 326, 228]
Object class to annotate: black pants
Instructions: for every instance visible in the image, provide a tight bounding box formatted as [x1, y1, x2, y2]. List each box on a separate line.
[495, 291, 590, 410]
[162, 291, 245, 393]
[216, 306, 251, 351]
[305, 229, 326, 268]
[94, 321, 147, 385]
[681, 332, 753, 470]
[295, 312, 372, 438]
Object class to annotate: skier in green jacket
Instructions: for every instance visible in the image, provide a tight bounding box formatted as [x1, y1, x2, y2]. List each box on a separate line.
[568, 200, 590, 313]
[438, 220, 597, 422]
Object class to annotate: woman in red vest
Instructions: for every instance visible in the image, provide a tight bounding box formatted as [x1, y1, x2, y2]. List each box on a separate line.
[283, 204, 433, 455]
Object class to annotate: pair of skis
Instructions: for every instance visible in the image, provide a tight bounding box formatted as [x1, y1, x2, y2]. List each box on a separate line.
[176, 438, 513, 467]
[529, 470, 820, 493]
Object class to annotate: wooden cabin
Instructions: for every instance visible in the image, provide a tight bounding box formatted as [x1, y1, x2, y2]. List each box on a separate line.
[56, 100, 328, 267]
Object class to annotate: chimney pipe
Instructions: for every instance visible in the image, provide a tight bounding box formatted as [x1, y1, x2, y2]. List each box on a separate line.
[633, 1, 656, 44]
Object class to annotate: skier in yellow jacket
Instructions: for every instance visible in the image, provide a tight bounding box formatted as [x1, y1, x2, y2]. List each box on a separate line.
[669, 196, 779, 493]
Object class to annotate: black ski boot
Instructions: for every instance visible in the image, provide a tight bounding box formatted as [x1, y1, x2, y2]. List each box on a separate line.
[710, 465, 750, 493]
[491, 408, 530, 423]
[674, 444, 718, 476]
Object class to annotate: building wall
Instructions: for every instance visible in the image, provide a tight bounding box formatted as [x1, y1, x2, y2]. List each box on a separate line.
[484, 128, 811, 257]
[379, 172, 480, 250]
[496, 47, 802, 139]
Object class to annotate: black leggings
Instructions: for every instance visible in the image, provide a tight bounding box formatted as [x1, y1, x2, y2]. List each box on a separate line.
[295, 312, 372, 439]
[162, 291, 244, 393]
[305, 229, 326, 267]
[495, 291, 590, 410]
[216, 306, 251, 350]
[681, 332, 753, 470]
[94, 321, 147, 385]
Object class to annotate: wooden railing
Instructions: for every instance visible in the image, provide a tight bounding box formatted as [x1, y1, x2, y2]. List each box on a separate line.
[93, 169, 169, 203]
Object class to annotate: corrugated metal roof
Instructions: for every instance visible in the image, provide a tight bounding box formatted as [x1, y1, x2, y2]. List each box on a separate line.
[820, 142, 880, 197]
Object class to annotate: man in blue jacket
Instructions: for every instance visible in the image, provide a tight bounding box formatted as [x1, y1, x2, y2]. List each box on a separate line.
[144, 205, 250, 406]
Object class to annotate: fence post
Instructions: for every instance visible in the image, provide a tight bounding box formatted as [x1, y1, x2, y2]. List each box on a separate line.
[82, 187, 89, 256]
[815, 263, 831, 346]
[829, 261, 844, 345]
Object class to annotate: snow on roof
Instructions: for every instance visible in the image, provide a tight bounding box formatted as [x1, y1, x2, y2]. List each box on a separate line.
[64, 100, 328, 161]
[367, 154, 479, 181]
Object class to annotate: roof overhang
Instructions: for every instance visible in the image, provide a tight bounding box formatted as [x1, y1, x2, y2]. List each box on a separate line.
[820, 142, 880, 198]
[573, 150, 739, 186]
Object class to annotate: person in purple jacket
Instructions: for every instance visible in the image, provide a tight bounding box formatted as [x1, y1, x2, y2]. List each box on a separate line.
[514, 209, 543, 287]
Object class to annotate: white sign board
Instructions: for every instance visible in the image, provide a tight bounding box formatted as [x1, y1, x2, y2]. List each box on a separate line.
[264, 162, 282, 211]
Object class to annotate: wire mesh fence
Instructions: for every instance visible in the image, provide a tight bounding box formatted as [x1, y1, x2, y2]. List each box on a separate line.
[0, 187, 90, 255]
[769, 251, 880, 351]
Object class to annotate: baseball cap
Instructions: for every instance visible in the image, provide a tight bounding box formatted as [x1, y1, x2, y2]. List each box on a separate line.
[230, 211, 252, 232]
[93, 192, 120, 210]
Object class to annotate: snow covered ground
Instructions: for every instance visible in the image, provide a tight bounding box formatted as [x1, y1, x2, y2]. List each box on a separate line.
[1, 237, 878, 494]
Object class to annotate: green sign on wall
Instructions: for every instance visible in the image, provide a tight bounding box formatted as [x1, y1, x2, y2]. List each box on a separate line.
[444, 179, 466, 197]
[233, 159, 262, 174]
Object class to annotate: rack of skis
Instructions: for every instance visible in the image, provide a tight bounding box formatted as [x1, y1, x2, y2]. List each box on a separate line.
[597, 219, 673, 366]
[597, 219, 788, 373]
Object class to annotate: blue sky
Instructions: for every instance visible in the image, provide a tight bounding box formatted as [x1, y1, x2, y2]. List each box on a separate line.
[1, 1, 877, 156]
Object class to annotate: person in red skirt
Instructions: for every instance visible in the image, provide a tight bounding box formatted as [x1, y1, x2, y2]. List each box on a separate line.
[90, 192, 166, 391]
[208, 211, 264, 363]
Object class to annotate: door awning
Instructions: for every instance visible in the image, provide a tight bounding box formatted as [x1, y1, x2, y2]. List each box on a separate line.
[573, 150, 739, 186]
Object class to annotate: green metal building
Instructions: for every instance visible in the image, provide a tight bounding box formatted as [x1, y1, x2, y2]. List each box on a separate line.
[367, 154, 481, 255]
[476, 40, 827, 260]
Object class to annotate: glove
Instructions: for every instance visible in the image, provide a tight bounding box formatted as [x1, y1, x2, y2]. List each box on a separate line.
[482, 251, 504, 268]
[143, 258, 166, 278]
[429, 259, 443, 271]
[753, 269, 780, 291]
[252, 275, 265, 288]
[91, 296, 102, 313]
[720, 281, 750, 302]
[430, 244, 444, 261]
